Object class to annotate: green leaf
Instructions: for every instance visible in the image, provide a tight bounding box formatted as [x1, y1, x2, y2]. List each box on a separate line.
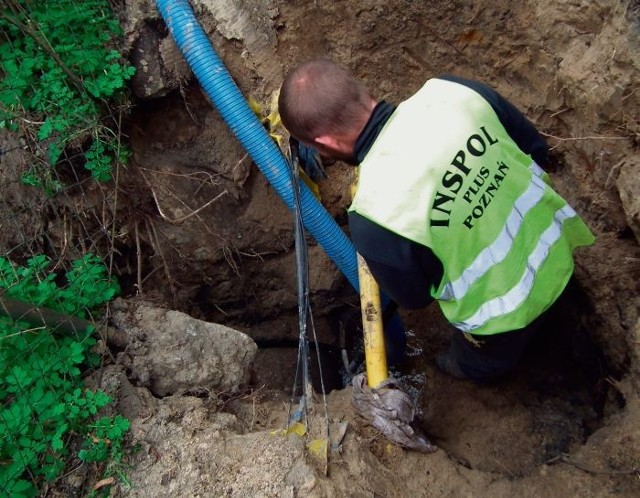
[6, 479, 37, 498]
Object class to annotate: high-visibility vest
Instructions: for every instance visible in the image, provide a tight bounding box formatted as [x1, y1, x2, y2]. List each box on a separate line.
[349, 78, 595, 335]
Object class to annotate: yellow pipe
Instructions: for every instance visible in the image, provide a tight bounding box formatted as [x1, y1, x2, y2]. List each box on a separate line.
[357, 253, 389, 388]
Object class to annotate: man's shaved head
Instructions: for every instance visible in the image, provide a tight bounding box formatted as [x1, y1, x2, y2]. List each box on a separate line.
[278, 59, 375, 147]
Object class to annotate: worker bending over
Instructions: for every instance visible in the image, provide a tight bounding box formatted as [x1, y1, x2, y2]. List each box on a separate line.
[278, 59, 594, 382]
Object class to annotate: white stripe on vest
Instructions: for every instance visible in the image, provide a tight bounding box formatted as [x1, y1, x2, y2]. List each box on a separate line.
[439, 162, 549, 301]
[452, 203, 578, 332]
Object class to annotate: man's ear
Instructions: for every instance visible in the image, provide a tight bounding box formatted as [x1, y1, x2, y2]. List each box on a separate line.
[314, 134, 340, 150]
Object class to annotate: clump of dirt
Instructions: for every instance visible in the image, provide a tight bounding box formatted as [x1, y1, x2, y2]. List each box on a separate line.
[109, 299, 257, 397]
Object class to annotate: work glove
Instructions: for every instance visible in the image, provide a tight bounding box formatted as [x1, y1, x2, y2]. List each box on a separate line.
[289, 137, 327, 181]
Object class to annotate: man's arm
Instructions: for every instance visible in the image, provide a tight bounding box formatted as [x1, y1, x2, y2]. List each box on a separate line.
[349, 212, 443, 309]
[439, 75, 549, 166]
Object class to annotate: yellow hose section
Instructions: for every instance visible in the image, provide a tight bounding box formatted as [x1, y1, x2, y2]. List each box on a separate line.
[357, 253, 389, 388]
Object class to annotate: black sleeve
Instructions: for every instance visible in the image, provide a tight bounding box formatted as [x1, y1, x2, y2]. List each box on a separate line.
[349, 211, 443, 309]
[438, 75, 549, 166]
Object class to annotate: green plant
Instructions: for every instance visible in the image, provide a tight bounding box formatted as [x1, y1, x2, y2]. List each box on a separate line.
[79, 415, 130, 463]
[0, 0, 135, 191]
[0, 254, 128, 497]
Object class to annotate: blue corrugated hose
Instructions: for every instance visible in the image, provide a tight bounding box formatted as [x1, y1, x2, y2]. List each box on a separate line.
[155, 0, 359, 290]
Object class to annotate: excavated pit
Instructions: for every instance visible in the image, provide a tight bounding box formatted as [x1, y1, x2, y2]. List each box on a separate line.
[108, 1, 640, 492]
[2, 0, 638, 495]
[169, 275, 625, 477]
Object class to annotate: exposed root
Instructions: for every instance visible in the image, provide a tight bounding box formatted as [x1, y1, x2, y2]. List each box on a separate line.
[138, 166, 221, 192]
[140, 169, 229, 224]
[145, 217, 177, 305]
[222, 243, 242, 277]
[546, 453, 640, 476]
[540, 131, 629, 142]
[134, 218, 143, 297]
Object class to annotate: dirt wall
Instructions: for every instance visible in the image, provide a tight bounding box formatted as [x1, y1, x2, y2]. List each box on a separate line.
[2, 0, 639, 496]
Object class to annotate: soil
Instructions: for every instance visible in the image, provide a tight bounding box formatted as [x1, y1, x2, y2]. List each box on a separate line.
[2, 0, 640, 496]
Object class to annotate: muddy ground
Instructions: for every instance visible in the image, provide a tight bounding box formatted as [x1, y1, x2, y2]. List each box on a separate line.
[2, 0, 640, 496]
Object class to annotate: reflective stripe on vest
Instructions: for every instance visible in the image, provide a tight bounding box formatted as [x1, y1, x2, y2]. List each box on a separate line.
[439, 164, 547, 302]
[451, 203, 578, 332]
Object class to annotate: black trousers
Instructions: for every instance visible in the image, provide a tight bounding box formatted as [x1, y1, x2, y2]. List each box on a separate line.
[450, 310, 548, 382]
